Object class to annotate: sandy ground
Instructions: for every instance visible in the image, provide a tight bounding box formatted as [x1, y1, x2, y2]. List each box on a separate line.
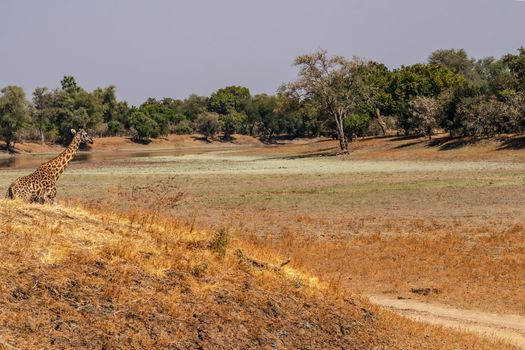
[370, 295, 525, 349]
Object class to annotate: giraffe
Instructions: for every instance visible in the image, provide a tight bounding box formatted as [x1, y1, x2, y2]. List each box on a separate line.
[6, 129, 93, 204]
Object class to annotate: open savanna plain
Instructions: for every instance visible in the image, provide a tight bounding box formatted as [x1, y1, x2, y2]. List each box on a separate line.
[1, 135, 524, 349]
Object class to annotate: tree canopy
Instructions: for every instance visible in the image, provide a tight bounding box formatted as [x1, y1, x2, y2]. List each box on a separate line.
[2, 47, 525, 150]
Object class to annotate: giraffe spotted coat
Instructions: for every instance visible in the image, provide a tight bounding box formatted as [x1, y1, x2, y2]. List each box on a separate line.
[7, 129, 93, 204]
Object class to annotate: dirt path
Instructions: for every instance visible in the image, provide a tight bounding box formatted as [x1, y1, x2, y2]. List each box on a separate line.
[369, 295, 525, 348]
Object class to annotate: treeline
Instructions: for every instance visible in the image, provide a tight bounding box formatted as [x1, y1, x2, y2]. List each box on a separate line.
[0, 47, 524, 152]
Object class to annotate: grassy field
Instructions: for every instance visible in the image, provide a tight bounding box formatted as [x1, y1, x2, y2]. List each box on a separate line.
[1, 135, 524, 347]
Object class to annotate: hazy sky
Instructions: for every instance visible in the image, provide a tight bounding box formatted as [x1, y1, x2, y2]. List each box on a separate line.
[1, 0, 524, 105]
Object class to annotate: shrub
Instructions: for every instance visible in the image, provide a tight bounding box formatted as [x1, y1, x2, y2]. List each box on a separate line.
[344, 114, 370, 140]
[220, 112, 247, 140]
[129, 111, 160, 141]
[196, 112, 220, 140]
[406, 96, 440, 139]
[173, 120, 194, 135]
[211, 226, 229, 257]
[456, 96, 520, 138]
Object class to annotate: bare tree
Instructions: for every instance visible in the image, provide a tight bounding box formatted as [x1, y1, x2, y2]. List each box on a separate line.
[282, 50, 372, 153]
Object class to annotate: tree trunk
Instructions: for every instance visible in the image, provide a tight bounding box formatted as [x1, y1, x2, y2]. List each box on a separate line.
[5, 138, 12, 152]
[375, 109, 387, 136]
[339, 134, 348, 153]
[334, 113, 348, 154]
[40, 129, 45, 145]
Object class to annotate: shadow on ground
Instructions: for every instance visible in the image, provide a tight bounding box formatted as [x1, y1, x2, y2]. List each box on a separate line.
[497, 136, 525, 150]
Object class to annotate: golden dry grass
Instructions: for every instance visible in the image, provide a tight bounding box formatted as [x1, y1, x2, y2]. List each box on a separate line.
[247, 222, 525, 315]
[0, 199, 516, 349]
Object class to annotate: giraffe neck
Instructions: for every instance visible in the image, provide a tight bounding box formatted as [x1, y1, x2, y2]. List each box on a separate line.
[45, 135, 81, 181]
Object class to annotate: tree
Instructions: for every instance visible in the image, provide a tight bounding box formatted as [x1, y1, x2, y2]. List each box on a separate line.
[129, 110, 160, 141]
[344, 114, 370, 140]
[406, 96, 440, 139]
[282, 50, 373, 153]
[208, 86, 251, 115]
[181, 94, 208, 120]
[0, 86, 30, 151]
[52, 87, 104, 142]
[474, 57, 518, 95]
[138, 98, 177, 136]
[61, 75, 79, 92]
[428, 49, 476, 80]
[32, 87, 55, 144]
[249, 94, 278, 141]
[455, 96, 520, 138]
[389, 64, 466, 109]
[196, 112, 220, 141]
[502, 47, 525, 92]
[220, 112, 247, 140]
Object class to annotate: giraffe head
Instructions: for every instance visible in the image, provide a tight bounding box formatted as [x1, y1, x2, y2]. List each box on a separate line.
[71, 128, 93, 144]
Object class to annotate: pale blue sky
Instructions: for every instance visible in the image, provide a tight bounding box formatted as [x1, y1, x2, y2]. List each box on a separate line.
[1, 0, 524, 105]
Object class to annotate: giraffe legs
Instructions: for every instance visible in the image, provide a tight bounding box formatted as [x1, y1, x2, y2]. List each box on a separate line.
[43, 187, 57, 205]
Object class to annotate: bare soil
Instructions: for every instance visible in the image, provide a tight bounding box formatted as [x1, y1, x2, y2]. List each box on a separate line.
[370, 295, 525, 348]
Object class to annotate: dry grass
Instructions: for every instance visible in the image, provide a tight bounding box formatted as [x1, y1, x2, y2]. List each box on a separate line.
[0, 199, 515, 349]
[2, 136, 520, 317]
[247, 222, 525, 315]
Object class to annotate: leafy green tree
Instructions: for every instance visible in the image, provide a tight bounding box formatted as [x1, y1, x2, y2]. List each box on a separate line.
[0, 86, 30, 151]
[173, 120, 194, 135]
[129, 110, 160, 141]
[160, 97, 184, 114]
[93, 86, 131, 136]
[138, 98, 177, 136]
[52, 87, 104, 142]
[181, 94, 208, 120]
[276, 93, 328, 138]
[220, 112, 247, 140]
[474, 57, 518, 95]
[282, 50, 373, 153]
[502, 47, 525, 92]
[363, 61, 393, 115]
[208, 86, 251, 115]
[388, 64, 466, 111]
[428, 49, 476, 80]
[32, 87, 56, 144]
[94, 86, 118, 123]
[61, 75, 79, 92]
[196, 112, 220, 141]
[344, 114, 371, 140]
[250, 94, 278, 140]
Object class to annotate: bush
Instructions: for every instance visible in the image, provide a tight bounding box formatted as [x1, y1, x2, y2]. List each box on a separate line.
[211, 226, 229, 257]
[456, 96, 520, 138]
[107, 120, 123, 136]
[220, 112, 247, 140]
[173, 120, 194, 135]
[196, 112, 220, 140]
[344, 114, 370, 140]
[406, 96, 440, 139]
[129, 111, 160, 141]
